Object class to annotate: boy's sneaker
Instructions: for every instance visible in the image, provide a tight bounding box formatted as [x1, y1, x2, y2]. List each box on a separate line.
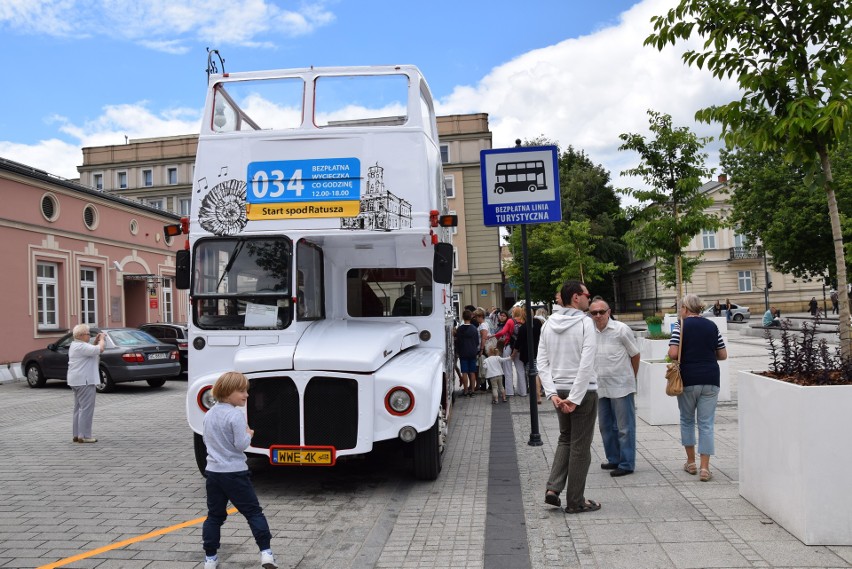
[261, 549, 278, 569]
[204, 556, 218, 569]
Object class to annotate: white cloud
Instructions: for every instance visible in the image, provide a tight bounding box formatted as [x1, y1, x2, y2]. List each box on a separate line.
[0, 0, 335, 52]
[437, 0, 742, 193]
[2, 103, 201, 179]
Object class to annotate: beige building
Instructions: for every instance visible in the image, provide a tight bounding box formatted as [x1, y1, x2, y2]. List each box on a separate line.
[78, 135, 197, 216]
[78, 114, 507, 317]
[437, 114, 505, 314]
[618, 175, 826, 316]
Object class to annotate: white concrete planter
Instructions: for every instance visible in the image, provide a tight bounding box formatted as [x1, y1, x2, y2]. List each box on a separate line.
[636, 359, 680, 425]
[738, 370, 852, 545]
[638, 338, 670, 361]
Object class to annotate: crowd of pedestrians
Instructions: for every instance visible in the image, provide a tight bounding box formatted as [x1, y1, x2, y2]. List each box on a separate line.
[455, 281, 727, 517]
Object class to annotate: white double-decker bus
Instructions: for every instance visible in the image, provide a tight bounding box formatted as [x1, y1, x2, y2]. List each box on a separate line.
[172, 65, 456, 479]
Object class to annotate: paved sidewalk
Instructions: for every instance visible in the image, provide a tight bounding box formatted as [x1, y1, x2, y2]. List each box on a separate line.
[508, 334, 852, 569]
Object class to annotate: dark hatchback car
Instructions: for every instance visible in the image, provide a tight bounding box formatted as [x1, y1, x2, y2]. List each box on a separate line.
[139, 323, 188, 374]
[21, 328, 181, 393]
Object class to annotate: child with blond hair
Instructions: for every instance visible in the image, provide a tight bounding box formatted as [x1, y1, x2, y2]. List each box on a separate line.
[481, 345, 512, 404]
[202, 372, 277, 569]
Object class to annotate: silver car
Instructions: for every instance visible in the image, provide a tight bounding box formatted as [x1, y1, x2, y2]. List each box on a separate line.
[703, 303, 751, 322]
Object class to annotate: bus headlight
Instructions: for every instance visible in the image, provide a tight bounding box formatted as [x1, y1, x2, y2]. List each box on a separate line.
[197, 385, 217, 411]
[385, 387, 414, 416]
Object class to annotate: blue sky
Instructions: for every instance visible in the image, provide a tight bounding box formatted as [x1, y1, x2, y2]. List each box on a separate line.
[0, 0, 739, 189]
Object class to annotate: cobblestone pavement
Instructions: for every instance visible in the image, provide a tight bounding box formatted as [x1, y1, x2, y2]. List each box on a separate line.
[1, 333, 851, 568]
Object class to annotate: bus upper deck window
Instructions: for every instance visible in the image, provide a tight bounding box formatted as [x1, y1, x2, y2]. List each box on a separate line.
[315, 74, 409, 128]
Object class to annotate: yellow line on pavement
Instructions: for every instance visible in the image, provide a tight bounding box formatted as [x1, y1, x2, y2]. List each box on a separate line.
[36, 507, 238, 569]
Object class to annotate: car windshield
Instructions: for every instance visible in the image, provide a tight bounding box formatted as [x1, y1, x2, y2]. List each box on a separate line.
[108, 330, 160, 347]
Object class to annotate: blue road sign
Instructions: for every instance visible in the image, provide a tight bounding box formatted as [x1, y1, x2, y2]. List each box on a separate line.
[480, 146, 561, 227]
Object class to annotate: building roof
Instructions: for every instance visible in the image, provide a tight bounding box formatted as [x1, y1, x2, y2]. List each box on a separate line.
[0, 156, 180, 220]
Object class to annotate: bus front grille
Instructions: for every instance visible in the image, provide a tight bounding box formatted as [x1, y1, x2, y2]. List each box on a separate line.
[305, 377, 358, 450]
[248, 376, 359, 451]
[248, 377, 300, 448]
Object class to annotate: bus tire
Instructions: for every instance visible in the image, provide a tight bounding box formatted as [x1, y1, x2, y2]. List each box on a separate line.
[193, 433, 208, 477]
[413, 417, 442, 480]
[528, 184, 537, 192]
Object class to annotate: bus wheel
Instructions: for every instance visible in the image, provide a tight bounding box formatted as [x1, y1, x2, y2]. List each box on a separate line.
[528, 184, 537, 192]
[495, 186, 504, 194]
[413, 416, 443, 480]
[193, 433, 208, 477]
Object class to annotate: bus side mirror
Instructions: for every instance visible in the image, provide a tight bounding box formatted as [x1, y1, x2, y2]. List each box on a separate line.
[175, 250, 190, 290]
[433, 243, 453, 284]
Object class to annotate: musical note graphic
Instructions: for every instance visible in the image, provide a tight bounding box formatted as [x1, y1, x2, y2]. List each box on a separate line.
[218, 166, 228, 177]
[196, 177, 208, 194]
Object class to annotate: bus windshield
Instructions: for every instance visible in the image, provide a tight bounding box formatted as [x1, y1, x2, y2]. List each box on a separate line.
[192, 237, 294, 330]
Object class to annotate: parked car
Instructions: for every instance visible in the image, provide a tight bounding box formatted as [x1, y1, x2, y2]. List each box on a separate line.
[21, 328, 181, 393]
[702, 303, 751, 322]
[138, 323, 188, 374]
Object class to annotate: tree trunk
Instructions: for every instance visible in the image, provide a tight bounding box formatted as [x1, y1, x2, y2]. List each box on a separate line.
[820, 151, 851, 360]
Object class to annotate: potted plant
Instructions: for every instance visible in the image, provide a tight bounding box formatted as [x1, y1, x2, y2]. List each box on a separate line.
[738, 318, 852, 545]
[645, 315, 663, 335]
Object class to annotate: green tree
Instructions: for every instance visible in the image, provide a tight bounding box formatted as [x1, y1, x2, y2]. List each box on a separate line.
[504, 141, 626, 304]
[721, 143, 852, 280]
[645, 0, 852, 356]
[619, 110, 722, 309]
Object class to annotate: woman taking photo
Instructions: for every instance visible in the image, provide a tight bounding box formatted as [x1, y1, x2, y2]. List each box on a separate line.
[668, 294, 727, 482]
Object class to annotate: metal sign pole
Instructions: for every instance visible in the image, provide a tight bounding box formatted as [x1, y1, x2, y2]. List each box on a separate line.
[522, 224, 542, 446]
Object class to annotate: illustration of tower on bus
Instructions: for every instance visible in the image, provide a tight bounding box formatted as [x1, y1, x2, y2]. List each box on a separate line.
[341, 163, 412, 230]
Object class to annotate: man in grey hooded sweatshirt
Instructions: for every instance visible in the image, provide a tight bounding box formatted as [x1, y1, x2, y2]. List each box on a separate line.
[538, 280, 601, 513]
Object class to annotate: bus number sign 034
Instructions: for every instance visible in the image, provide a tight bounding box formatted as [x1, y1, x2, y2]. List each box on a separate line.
[479, 146, 561, 227]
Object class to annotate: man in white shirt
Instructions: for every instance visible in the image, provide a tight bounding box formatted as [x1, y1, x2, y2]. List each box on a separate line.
[590, 298, 640, 477]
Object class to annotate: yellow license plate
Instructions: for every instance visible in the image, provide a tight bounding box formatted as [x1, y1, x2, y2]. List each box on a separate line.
[269, 446, 336, 466]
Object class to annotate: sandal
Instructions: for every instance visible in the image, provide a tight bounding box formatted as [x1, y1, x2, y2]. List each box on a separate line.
[699, 468, 712, 482]
[565, 499, 601, 514]
[544, 491, 561, 507]
[683, 462, 697, 475]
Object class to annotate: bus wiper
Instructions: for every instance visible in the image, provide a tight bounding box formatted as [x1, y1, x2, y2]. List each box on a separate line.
[216, 239, 245, 291]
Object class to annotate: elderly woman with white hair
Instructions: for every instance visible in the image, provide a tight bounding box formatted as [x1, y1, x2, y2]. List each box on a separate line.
[667, 294, 727, 482]
[68, 324, 105, 443]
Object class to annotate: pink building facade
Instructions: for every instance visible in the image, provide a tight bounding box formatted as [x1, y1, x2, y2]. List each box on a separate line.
[0, 158, 187, 366]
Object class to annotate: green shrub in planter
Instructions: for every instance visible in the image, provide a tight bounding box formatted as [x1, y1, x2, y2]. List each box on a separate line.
[645, 315, 663, 335]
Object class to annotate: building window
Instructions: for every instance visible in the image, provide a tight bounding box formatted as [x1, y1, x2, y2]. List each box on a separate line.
[444, 175, 455, 198]
[147, 198, 164, 210]
[738, 270, 753, 292]
[142, 169, 153, 187]
[179, 198, 191, 216]
[83, 204, 98, 230]
[440, 144, 450, 164]
[702, 230, 717, 250]
[40, 193, 59, 222]
[80, 268, 97, 325]
[734, 232, 749, 248]
[167, 167, 178, 185]
[449, 210, 457, 235]
[117, 171, 128, 189]
[37, 262, 59, 330]
[93, 173, 103, 191]
[130, 219, 139, 235]
[162, 278, 173, 323]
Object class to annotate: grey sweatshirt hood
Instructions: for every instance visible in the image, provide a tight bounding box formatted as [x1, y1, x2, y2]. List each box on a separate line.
[547, 306, 588, 333]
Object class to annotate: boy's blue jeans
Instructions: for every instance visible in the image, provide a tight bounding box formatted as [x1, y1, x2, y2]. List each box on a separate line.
[203, 470, 272, 556]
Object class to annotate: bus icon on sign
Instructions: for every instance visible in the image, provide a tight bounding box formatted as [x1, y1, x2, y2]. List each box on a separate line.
[493, 160, 548, 194]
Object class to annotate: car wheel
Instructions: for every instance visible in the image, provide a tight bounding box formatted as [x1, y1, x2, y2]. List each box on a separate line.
[95, 367, 115, 393]
[733, 314, 744, 322]
[146, 379, 167, 388]
[193, 433, 208, 477]
[25, 364, 46, 388]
